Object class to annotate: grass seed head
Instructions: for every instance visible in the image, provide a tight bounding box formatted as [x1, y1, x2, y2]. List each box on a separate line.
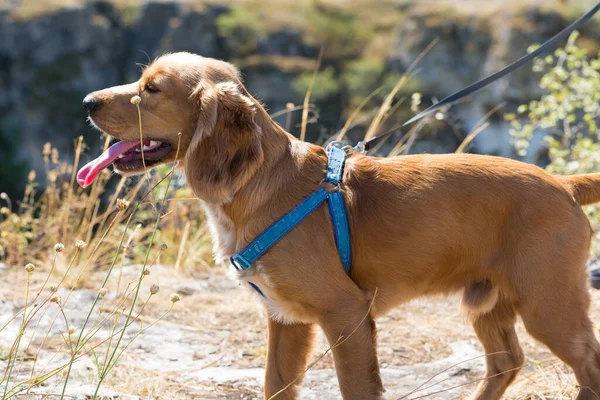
[43, 142, 51, 157]
[49, 285, 57, 292]
[150, 284, 159, 295]
[68, 326, 76, 335]
[54, 243, 65, 253]
[75, 240, 87, 250]
[116, 198, 130, 210]
[143, 268, 151, 276]
[159, 243, 168, 251]
[50, 296, 60, 303]
[51, 148, 59, 164]
[98, 288, 107, 297]
[47, 170, 57, 183]
[170, 293, 181, 304]
[24, 263, 35, 273]
[130, 95, 142, 105]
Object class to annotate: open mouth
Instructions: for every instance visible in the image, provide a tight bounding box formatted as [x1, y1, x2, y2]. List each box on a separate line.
[77, 139, 172, 188]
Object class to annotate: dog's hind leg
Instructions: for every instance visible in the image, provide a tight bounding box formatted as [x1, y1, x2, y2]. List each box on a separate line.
[517, 268, 600, 400]
[470, 298, 524, 400]
[264, 319, 316, 400]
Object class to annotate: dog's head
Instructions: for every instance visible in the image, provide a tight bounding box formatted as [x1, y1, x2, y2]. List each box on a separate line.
[78, 52, 264, 203]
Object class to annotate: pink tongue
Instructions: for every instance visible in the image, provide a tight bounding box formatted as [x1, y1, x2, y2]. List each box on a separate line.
[77, 141, 140, 188]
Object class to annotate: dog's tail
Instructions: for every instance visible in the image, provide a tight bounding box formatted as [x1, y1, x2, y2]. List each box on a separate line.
[558, 174, 600, 206]
[461, 280, 498, 318]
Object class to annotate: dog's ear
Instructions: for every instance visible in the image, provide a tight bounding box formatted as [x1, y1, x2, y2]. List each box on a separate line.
[184, 81, 264, 204]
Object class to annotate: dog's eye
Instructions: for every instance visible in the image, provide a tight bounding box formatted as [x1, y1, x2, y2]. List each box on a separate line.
[145, 83, 160, 94]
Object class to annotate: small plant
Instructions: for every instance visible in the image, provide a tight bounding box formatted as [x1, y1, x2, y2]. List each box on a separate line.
[305, 0, 373, 61]
[342, 59, 386, 99]
[217, 6, 266, 56]
[292, 66, 341, 101]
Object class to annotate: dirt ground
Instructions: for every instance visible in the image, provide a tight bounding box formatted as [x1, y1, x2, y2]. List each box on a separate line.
[0, 262, 593, 399]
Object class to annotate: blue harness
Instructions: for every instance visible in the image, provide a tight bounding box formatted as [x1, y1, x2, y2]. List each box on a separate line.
[230, 143, 352, 296]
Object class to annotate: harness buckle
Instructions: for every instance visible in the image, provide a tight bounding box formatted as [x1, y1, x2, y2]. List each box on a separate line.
[230, 254, 252, 270]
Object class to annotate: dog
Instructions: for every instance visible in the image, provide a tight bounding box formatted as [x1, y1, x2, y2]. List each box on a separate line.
[79, 52, 600, 400]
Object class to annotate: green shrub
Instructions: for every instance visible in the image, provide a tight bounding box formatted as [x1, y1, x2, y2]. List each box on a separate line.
[342, 59, 385, 98]
[292, 66, 341, 101]
[305, 1, 373, 61]
[217, 6, 265, 56]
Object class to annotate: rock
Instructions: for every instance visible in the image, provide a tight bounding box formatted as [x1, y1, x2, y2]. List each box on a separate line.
[0, 2, 226, 199]
[387, 5, 574, 159]
[256, 29, 319, 58]
[173, 280, 210, 296]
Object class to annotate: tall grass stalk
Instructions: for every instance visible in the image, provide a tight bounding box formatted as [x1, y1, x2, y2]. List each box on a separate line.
[56, 98, 182, 399]
[1, 267, 32, 398]
[365, 38, 438, 141]
[336, 86, 385, 142]
[300, 48, 324, 142]
[89, 123, 182, 399]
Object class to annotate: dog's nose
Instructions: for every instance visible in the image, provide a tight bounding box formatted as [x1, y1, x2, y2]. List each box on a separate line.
[83, 95, 99, 113]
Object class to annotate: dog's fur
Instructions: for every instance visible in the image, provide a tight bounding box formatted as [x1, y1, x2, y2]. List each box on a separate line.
[84, 52, 600, 399]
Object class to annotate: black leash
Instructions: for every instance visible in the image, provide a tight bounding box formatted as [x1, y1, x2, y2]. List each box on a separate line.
[361, 1, 600, 153]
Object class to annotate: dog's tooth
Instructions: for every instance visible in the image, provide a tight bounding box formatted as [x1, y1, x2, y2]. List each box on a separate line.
[142, 144, 151, 151]
[150, 140, 159, 147]
[135, 148, 141, 153]
[118, 154, 125, 159]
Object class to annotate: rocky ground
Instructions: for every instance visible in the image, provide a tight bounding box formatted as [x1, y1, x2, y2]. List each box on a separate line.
[0, 261, 591, 399]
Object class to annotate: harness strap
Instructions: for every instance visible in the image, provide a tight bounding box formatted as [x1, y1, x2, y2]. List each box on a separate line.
[231, 143, 353, 295]
[230, 187, 329, 271]
[325, 145, 352, 273]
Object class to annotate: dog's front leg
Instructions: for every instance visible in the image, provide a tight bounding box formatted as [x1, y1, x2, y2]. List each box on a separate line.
[319, 294, 384, 400]
[264, 319, 316, 400]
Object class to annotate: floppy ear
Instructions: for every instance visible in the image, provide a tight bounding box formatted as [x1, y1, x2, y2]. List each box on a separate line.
[184, 81, 264, 204]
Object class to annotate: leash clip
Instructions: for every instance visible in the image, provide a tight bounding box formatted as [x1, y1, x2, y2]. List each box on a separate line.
[353, 141, 367, 154]
[329, 140, 367, 154]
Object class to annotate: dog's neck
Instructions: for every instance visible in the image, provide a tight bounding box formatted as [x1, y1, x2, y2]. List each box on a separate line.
[202, 105, 327, 263]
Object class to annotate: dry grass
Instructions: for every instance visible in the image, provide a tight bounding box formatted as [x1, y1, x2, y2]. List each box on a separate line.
[0, 95, 212, 399]
[0, 138, 210, 276]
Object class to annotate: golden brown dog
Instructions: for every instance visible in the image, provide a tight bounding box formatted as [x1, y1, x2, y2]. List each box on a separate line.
[80, 52, 600, 400]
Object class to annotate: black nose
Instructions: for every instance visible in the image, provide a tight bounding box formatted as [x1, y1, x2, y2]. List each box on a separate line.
[83, 95, 98, 113]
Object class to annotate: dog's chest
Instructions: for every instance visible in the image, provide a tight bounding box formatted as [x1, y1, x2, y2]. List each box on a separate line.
[203, 204, 237, 264]
[204, 205, 312, 324]
[233, 262, 314, 324]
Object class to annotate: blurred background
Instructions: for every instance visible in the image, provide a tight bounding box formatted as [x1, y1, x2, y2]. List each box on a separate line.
[0, 0, 599, 201]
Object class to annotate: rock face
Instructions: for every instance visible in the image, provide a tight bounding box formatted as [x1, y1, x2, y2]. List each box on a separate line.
[0, 1, 594, 198]
[388, 6, 575, 162]
[0, 3, 224, 188]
